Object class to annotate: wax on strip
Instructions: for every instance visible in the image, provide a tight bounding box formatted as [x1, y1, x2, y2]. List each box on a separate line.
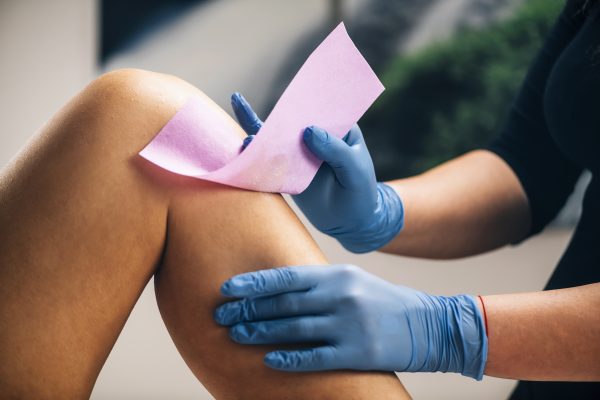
[139, 22, 384, 194]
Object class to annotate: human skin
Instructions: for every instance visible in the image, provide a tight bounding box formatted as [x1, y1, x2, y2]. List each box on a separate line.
[379, 152, 600, 380]
[0, 69, 409, 399]
[382, 150, 531, 259]
[480, 284, 600, 381]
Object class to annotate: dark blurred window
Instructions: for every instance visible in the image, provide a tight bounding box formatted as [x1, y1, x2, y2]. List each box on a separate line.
[100, 0, 206, 64]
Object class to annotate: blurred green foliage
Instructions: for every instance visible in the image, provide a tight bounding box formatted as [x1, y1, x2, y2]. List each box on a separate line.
[362, 0, 563, 180]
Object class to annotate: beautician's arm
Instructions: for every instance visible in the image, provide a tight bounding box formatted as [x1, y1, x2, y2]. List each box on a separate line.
[375, 0, 586, 258]
[234, 0, 584, 260]
[381, 149, 531, 259]
[232, 95, 531, 259]
[481, 282, 600, 381]
[232, 94, 529, 258]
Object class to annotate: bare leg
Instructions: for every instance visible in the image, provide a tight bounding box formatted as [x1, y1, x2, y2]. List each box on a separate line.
[0, 69, 409, 399]
[156, 181, 409, 399]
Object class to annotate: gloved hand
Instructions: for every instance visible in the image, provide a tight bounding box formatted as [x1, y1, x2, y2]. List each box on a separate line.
[214, 264, 488, 380]
[231, 92, 404, 253]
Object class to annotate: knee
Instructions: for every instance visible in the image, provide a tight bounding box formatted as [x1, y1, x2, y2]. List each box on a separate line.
[77, 68, 201, 151]
[88, 68, 194, 108]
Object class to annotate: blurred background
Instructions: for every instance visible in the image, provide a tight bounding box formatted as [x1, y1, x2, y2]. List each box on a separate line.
[0, 0, 588, 398]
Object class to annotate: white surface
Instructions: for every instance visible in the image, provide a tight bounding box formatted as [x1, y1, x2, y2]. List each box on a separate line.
[0, 1, 571, 398]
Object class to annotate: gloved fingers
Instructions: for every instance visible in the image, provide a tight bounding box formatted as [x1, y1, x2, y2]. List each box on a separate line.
[215, 291, 323, 326]
[291, 162, 333, 216]
[303, 126, 353, 169]
[263, 346, 339, 371]
[241, 134, 255, 150]
[342, 124, 365, 146]
[231, 92, 263, 135]
[220, 266, 325, 297]
[292, 161, 335, 202]
[228, 316, 331, 345]
[303, 125, 370, 189]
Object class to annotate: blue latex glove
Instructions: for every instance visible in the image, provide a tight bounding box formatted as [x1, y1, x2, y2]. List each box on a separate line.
[214, 265, 488, 380]
[231, 92, 404, 253]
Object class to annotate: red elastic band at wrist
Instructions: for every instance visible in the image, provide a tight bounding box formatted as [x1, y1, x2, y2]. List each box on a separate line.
[478, 295, 489, 337]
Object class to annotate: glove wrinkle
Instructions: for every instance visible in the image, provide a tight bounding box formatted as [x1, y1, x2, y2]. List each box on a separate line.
[335, 183, 404, 253]
[217, 265, 488, 379]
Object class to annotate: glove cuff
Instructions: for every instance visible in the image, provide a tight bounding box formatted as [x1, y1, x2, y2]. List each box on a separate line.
[336, 183, 404, 253]
[406, 293, 487, 380]
[446, 295, 488, 380]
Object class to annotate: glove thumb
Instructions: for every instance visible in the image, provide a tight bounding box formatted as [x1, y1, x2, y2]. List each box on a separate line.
[303, 126, 353, 170]
[231, 92, 263, 135]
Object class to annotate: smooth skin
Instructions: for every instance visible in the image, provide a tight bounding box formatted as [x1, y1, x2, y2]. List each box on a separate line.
[232, 96, 600, 381]
[0, 69, 410, 399]
[383, 150, 531, 258]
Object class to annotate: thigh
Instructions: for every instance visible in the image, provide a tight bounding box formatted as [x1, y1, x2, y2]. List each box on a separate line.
[155, 182, 410, 400]
[0, 69, 196, 398]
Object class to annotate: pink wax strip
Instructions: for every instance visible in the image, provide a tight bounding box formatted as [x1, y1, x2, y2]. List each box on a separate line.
[139, 22, 384, 194]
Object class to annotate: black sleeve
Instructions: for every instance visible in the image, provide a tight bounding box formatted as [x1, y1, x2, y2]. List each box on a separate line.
[487, 0, 584, 238]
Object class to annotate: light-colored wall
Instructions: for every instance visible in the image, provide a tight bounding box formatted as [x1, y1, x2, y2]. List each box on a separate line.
[0, 0, 96, 168]
[0, 1, 570, 399]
